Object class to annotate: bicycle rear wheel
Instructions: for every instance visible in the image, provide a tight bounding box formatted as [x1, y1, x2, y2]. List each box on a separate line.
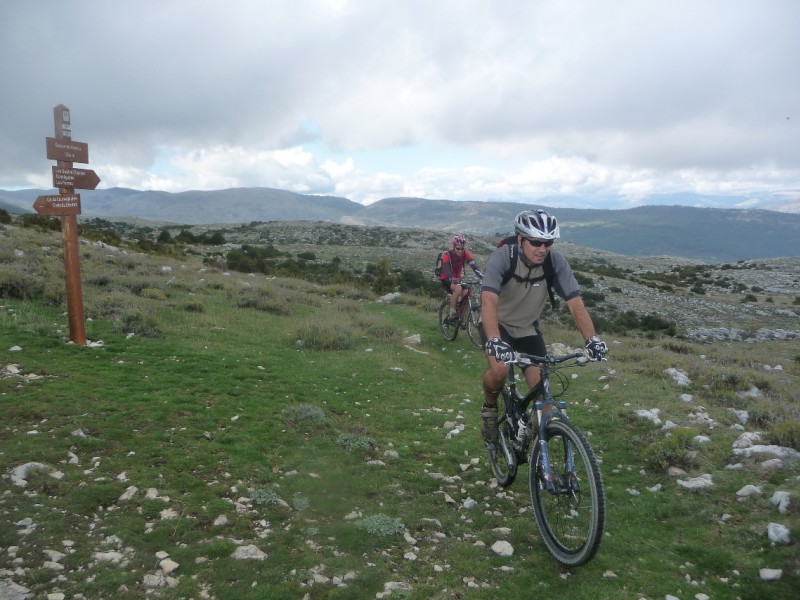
[438, 298, 459, 341]
[529, 418, 605, 566]
[486, 388, 518, 487]
[466, 308, 482, 349]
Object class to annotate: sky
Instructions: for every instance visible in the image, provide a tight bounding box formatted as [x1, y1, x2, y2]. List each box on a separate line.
[1, 0, 799, 212]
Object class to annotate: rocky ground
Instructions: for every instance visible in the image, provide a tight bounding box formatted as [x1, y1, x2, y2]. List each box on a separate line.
[188, 220, 800, 336]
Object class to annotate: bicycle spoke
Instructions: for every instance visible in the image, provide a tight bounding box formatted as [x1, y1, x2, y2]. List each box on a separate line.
[438, 298, 459, 341]
[529, 419, 605, 566]
[487, 390, 518, 487]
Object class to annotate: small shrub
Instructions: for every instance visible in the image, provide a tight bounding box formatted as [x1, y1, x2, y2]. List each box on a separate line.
[183, 302, 204, 313]
[641, 428, 697, 473]
[354, 514, 405, 536]
[296, 320, 353, 350]
[336, 433, 375, 452]
[0, 271, 43, 301]
[140, 287, 167, 300]
[282, 404, 330, 429]
[292, 493, 310, 511]
[236, 293, 291, 315]
[766, 421, 800, 451]
[119, 311, 164, 338]
[251, 486, 283, 506]
[0, 209, 12, 224]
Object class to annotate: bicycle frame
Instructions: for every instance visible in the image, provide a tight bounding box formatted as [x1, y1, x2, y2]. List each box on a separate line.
[506, 352, 584, 494]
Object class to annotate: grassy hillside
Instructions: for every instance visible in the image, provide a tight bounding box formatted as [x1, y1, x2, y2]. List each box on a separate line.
[1, 221, 798, 599]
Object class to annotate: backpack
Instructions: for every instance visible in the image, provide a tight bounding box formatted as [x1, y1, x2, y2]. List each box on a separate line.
[497, 236, 557, 308]
[434, 251, 447, 277]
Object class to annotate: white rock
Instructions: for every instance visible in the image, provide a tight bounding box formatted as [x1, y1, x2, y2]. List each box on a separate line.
[680, 394, 693, 403]
[767, 523, 790, 544]
[759, 568, 782, 581]
[43, 549, 66, 562]
[119, 486, 139, 501]
[635, 408, 661, 425]
[213, 515, 228, 526]
[676, 474, 713, 490]
[602, 570, 617, 578]
[10, 462, 49, 487]
[93, 550, 126, 563]
[159, 558, 180, 574]
[491, 541, 514, 557]
[665, 368, 691, 387]
[770, 491, 791, 514]
[736, 484, 762, 498]
[727, 408, 749, 424]
[733, 444, 800, 460]
[732, 431, 762, 448]
[737, 386, 762, 398]
[693, 435, 712, 444]
[9, 345, 23, 352]
[160, 508, 178, 520]
[143, 573, 168, 588]
[231, 544, 267, 560]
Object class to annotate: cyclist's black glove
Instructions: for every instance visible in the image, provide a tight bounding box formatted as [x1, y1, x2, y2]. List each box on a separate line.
[485, 338, 513, 362]
[585, 336, 608, 361]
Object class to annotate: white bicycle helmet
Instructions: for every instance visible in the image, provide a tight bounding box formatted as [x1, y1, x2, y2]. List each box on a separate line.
[514, 209, 560, 240]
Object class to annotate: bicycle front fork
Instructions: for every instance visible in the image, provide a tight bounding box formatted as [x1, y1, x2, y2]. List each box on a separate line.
[534, 399, 574, 495]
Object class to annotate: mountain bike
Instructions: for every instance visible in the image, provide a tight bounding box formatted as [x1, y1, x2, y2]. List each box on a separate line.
[438, 279, 482, 348]
[486, 350, 605, 566]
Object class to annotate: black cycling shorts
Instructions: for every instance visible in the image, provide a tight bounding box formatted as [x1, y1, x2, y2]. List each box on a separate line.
[441, 278, 458, 294]
[478, 323, 546, 370]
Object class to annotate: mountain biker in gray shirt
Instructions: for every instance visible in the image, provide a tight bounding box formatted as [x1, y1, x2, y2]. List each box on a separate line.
[479, 209, 608, 443]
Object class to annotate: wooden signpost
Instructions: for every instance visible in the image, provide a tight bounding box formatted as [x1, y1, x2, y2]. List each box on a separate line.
[34, 105, 100, 345]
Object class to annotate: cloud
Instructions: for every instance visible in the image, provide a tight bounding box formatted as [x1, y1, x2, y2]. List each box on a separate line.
[1, 0, 799, 211]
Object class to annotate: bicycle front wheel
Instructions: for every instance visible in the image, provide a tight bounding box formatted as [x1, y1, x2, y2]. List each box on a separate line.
[466, 308, 482, 349]
[529, 418, 605, 566]
[438, 298, 459, 341]
[487, 388, 518, 487]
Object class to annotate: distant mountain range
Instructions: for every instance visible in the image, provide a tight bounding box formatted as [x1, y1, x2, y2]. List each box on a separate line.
[2, 187, 799, 262]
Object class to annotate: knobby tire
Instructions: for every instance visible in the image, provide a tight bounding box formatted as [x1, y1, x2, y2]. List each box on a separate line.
[438, 298, 459, 341]
[529, 418, 605, 566]
[466, 308, 482, 349]
[487, 388, 518, 487]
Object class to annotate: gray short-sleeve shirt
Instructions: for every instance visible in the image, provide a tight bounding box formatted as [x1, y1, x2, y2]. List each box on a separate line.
[482, 247, 581, 338]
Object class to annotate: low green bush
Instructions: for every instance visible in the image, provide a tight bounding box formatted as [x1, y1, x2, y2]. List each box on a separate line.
[767, 421, 800, 451]
[641, 427, 698, 473]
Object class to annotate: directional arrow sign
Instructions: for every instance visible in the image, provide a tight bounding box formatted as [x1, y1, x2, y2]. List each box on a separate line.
[33, 194, 81, 217]
[52, 166, 101, 190]
[46, 137, 89, 163]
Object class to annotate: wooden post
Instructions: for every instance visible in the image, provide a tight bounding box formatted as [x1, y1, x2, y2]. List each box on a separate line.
[52, 104, 86, 345]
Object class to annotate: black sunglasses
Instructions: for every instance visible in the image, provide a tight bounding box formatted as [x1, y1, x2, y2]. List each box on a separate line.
[524, 238, 554, 248]
[453, 246, 464, 251]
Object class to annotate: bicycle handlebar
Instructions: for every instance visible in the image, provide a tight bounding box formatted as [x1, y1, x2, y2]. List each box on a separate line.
[507, 350, 588, 367]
